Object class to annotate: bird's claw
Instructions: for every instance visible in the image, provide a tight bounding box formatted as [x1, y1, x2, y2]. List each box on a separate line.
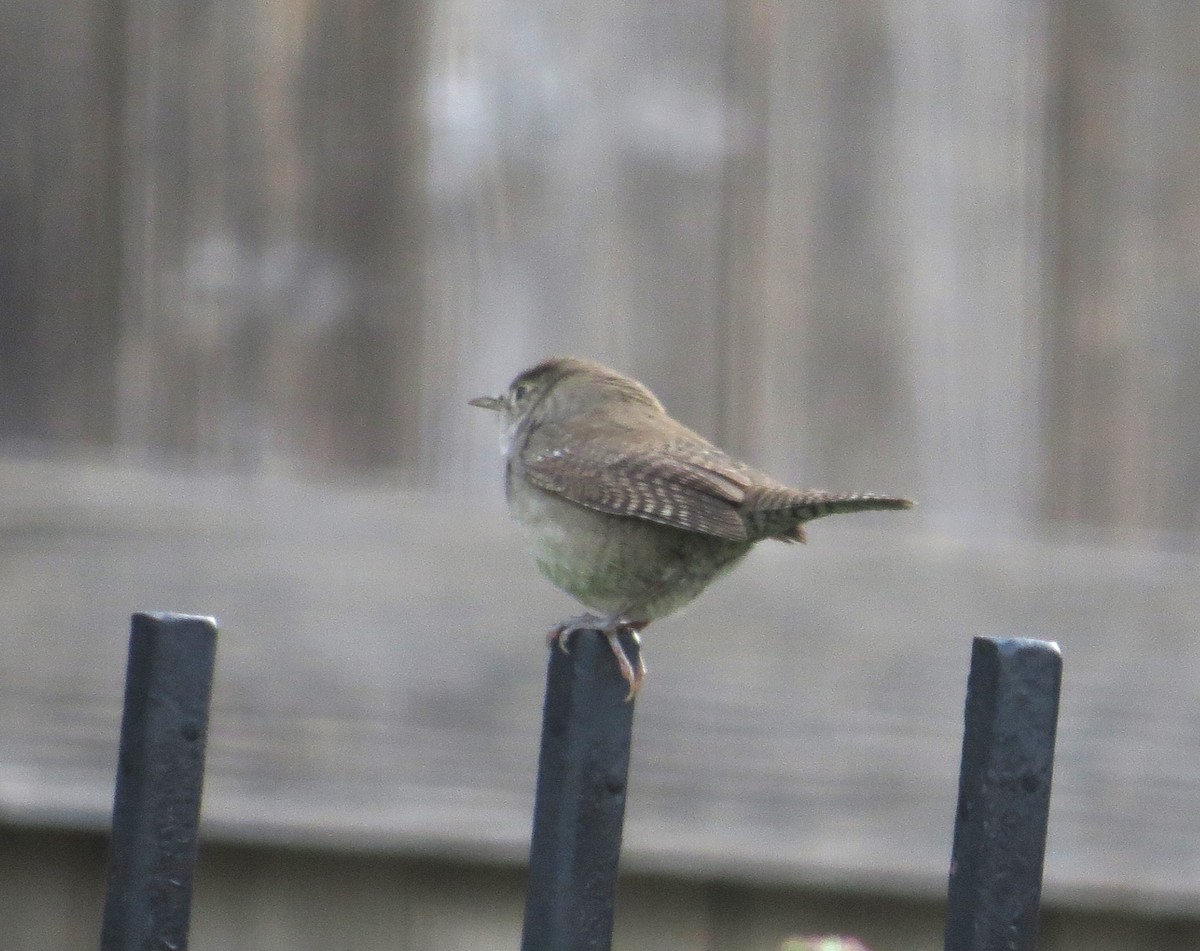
[605, 627, 648, 700]
[546, 614, 604, 653]
[547, 615, 648, 700]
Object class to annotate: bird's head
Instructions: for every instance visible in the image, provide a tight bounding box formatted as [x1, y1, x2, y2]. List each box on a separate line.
[470, 357, 663, 452]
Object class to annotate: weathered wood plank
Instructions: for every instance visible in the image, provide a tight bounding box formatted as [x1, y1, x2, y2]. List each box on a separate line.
[723, 0, 1052, 540]
[420, 0, 733, 492]
[3, 0, 1199, 551]
[115, 0, 427, 468]
[1047, 0, 1200, 539]
[6, 827, 1199, 951]
[0, 0, 122, 445]
[1, 459, 1198, 914]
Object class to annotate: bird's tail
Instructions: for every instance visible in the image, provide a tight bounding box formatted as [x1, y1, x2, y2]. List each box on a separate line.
[746, 488, 915, 542]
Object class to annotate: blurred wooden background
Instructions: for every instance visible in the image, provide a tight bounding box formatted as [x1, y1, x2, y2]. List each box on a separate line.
[2, 0, 1199, 543]
[3, 1, 1200, 950]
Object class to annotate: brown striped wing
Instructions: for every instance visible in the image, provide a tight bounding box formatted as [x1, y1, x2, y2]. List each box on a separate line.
[519, 421, 758, 541]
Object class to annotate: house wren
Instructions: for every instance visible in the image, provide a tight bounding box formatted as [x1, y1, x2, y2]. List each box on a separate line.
[470, 357, 914, 698]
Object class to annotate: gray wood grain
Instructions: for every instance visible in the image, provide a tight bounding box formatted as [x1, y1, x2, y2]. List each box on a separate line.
[7, 828, 1200, 951]
[3, 0, 1200, 548]
[1, 458, 1197, 914]
[1047, 0, 1200, 538]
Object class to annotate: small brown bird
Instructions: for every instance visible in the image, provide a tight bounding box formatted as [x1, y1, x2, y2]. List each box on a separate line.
[471, 357, 914, 698]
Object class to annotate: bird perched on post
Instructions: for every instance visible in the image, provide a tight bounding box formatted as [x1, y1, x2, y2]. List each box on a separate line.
[470, 357, 914, 699]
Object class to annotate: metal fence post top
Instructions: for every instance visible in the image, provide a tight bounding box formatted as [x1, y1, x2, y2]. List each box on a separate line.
[134, 611, 219, 627]
[974, 636, 1061, 657]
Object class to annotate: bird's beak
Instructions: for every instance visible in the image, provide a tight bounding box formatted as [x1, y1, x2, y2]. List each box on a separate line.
[469, 395, 504, 412]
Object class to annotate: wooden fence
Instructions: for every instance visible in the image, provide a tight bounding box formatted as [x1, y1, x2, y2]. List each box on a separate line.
[1, 1, 1199, 547]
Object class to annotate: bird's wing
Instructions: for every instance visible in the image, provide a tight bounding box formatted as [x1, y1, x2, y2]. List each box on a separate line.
[520, 419, 757, 541]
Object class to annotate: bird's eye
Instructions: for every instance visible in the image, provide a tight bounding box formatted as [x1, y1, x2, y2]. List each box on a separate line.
[513, 383, 530, 401]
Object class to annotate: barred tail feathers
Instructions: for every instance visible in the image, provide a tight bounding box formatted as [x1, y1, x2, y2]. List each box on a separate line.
[745, 487, 915, 542]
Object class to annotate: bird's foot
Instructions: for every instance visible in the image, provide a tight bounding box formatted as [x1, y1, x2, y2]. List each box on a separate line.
[546, 613, 606, 652]
[547, 615, 649, 701]
[604, 623, 648, 700]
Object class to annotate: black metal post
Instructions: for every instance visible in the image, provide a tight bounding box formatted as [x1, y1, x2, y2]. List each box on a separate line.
[944, 636, 1062, 951]
[520, 629, 640, 951]
[100, 612, 219, 951]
